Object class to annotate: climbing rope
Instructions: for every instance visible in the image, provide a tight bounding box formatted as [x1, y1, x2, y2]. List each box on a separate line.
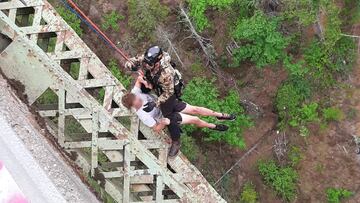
[60, 0, 131, 62]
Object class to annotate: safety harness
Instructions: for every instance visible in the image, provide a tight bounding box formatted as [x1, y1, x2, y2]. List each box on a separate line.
[144, 62, 184, 99]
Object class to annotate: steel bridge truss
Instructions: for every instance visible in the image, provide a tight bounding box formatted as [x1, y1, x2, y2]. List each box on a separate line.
[0, 0, 225, 202]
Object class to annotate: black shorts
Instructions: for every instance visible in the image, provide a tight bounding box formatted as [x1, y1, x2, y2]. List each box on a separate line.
[160, 95, 187, 117]
[160, 95, 186, 141]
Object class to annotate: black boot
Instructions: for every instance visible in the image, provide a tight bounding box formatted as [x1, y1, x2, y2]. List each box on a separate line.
[211, 124, 229, 131]
[168, 140, 181, 157]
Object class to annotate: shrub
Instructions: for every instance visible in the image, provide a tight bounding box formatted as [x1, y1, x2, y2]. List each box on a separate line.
[303, 40, 334, 89]
[128, 0, 168, 41]
[56, 6, 83, 36]
[231, 11, 288, 68]
[283, 56, 308, 78]
[321, 0, 342, 52]
[108, 59, 132, 89]
[282, 0, 319, 26]
[182, 77, 252, 148]
[186, 0, 234, 31]
[101, 11, 125, 32]
[240, 182, 258, 203]
[326, 188, 353, 203]
[331, 37, 356, 73]
[323, 107, 344, 122]
[288, 146, 303, 167]
[258, 160, 298, 201]
[275, 81, 311, 129]
[180, 135, 200, 161]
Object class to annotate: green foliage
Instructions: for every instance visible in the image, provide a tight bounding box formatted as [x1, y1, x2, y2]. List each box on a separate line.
[190, 61, 205, 74]
[331, 37, 356, 73]
[326, 188, 353, 203]
[97, 88, 105, 104]
[65, 116, 87, 134]
[69, 62, 80, 80]
[182, 77, 252, 148]
[101, 11, 125, 31]
[288, 146, 303, 167]
[231, 11, 288, 68]
[258, 160, 298, 201]
[187, 0, 234, 31]
[322, 107, 344, 122]
[321, 1, 342, 51]
[342, 0, 360, 24]
[282, 0, 319, 26]
[284, 56, 308, 78]
[56, 6, 83, 36]
[303, 40, 334, 88]
[240, 182, 258, 203]
[275, 80, 312, 129]
[299, 103, 320, 123]
[108, 59, 132, 89]
[180, 135, 200, 161]
[350, 0, 360, 23]
[37, 88, 58, 104]
[86, 176, 116, 203]
[128, 0, 168, 41]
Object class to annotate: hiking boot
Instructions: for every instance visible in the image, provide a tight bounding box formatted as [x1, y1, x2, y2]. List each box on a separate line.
[168, 140, 181, 157]
[217, 113, 236, 121]
[211, 124, 229, 131]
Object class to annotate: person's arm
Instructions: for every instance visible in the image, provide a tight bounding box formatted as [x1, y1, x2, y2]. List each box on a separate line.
[155, 70, 174, 107]
[135, 72, 153, 89]
[152, 118, 170, 133]
[124, 55, 144, 71]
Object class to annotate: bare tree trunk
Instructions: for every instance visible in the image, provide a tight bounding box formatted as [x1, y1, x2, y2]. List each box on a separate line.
[156, 26, 185, 69]
[179, 6, 219, 74]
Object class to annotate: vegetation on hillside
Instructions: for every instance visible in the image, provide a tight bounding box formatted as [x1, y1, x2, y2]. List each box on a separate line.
[239, 182, 259, 203]
[182, 77, 252, 148]
[56, 6, 83, 36]
[128, 0, 168, 42]
[258, 160, 298, 201]
[186, 0, 234, 31]
[232, 11, 288, 68]
[101, 11, 125, 31]
[326, 188, 353, 203]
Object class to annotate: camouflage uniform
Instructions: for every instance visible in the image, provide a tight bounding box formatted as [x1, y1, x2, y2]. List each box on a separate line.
[125, 52, 182, 107]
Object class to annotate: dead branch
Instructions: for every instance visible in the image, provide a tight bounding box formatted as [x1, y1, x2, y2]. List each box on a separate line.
[156, 26, 185, 68]
[179, 5, 262, 116]
[273, 132, 288, 163]
[179, 6, 219, 74]
[341, 33, 360, 39]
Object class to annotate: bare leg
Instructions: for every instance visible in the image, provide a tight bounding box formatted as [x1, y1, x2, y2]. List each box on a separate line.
[181, 104, 223, 117]
[179, 113, 216, 129]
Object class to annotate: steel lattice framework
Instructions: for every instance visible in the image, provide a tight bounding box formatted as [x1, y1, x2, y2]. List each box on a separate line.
[0, 0, 225, 202]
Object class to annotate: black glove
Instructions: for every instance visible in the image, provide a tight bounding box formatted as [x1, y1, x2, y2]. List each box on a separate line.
[131, 64, 140, 72]
[143, 101, 156, 112]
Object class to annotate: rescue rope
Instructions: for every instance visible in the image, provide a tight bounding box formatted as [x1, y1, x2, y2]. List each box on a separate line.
[60, 0, 131, 62]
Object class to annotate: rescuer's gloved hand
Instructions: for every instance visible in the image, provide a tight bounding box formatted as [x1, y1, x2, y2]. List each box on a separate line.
[125, 61, 140, 71]
[143, 101, 156, 112]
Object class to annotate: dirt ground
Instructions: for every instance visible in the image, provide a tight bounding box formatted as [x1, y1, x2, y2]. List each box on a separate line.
[48, 0, 360, 202]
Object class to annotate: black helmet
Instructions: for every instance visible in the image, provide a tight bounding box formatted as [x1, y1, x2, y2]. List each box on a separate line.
[144, 46, 163, 66]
